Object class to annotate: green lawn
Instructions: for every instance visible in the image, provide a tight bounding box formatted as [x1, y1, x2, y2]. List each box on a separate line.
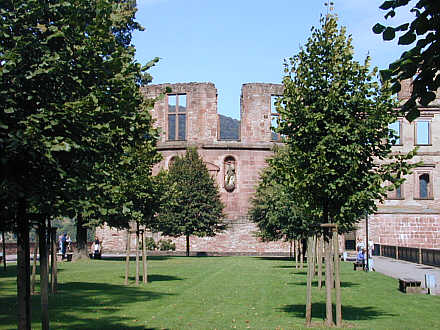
[0, 256, 439, 329]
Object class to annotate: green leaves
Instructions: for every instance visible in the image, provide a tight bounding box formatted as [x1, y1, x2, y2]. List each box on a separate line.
[383, 27, 396, 40]
[157, 148, 225, 240]
[372, 23, 386, 34]
[375, 0, 439, 120]
[275, 13, 415, 236]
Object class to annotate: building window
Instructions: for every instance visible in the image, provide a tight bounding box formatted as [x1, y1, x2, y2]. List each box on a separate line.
[388, 120, 401, 145]
[271, 95, 280, 141]
[168, 94, 186, 141]
[415, 120, 431, 145]
[414, 171, 433, 199]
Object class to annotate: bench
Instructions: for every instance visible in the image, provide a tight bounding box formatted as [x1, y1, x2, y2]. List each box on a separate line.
[353, 261, 364, 271]
[399, 278, 422, 293]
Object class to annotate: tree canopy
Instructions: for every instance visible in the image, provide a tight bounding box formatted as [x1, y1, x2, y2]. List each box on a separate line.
[373, 0, 440, 121]
[275, 14, 417, 236]
[0, 0, 160, 327]
[158, 148, 226, 256]
[249, 147, 314, 242]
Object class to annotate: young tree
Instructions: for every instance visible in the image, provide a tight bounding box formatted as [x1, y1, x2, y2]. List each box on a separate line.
[276, 14, 417, 327]
[158, 148, 226, 256]
[373, 0, 440, 121]
[249, 147, 316, 248]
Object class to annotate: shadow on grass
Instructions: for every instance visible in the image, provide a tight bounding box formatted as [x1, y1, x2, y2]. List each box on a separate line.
[0, 279, 173, 329]
[278, 302, 397, 320]
[0, 265, 65, 279]
[290, 281, 359, 288]
[121, 274, 183, 283]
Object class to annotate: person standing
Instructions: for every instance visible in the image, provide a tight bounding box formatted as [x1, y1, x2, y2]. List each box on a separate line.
[61, 233, 67, 260]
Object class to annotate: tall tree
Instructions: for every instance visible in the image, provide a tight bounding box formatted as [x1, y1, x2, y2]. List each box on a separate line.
[0, 0, 159, 327]
[275, 14, 417, 326]
[373, 0, 440, 121]
[158, 148, 226, 256]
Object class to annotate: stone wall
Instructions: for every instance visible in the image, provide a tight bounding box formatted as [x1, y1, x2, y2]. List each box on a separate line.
[357, 214, 440, 249]
[98, 80, 440, 254]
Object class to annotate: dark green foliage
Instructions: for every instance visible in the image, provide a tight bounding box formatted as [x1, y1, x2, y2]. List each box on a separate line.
[142, 237, 157, 251]
[275, 14, 417, 237]
[158, 148, 225, 252]
[249, 147, 314, 242]
[374, 0, 440, 121]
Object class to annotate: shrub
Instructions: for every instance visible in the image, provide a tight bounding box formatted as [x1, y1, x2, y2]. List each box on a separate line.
[158, 239, 176, 251]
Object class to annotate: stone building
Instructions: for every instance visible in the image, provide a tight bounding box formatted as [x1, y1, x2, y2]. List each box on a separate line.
[97, 81, 439, 254]
[356, 80, 440, 250]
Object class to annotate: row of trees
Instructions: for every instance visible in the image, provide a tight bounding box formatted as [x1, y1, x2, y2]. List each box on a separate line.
[249, 13, 418, 327]
[0, 1, 163, 329]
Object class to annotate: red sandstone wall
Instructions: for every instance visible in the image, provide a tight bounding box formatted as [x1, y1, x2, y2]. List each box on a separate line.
[357, 214, 440, 249]
[141, 82, 219, 143]
[240, 83, 284, 143]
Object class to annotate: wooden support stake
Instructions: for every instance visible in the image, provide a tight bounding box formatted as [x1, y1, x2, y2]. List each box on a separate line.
[135, 225, 140, 286]
[1, 231, 6, 271]
[50, 229, 57, 294]
[305, 236, 316, 326]
[317, 236, 322, 289]
[31, 235, 38, 295]
[39, 221, 49, 330]
[124, 229, 130, 285]
[142, 230, 147, 284]
[295, 240, 299, 269]
[333, 229, 342, 327]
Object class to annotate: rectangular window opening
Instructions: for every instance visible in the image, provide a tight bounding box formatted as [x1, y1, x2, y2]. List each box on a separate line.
[167, 94, 187, 141]
[388, 120, 401, 145]
[416, 121, 430, 145]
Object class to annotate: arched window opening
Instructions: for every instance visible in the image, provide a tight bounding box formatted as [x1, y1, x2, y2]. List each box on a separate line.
[419, 174, 430, 199]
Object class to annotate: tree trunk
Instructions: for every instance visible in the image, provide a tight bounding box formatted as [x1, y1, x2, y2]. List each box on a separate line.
[17, 207, 31, 330]
[299, 240, 304, 269]
[38, 221, 49, 330]
[31, 234, 38, 295]
[289, 240, 293, 259]
[324, 238, 334, 327]
[50, 228, 57, 294]
[305, 236, 316, 326]
[186, 234, 190, 257]
[317, 236, 323, 290]
[124, 229, 130, 285]
[142, 231, 147, 284]
[2, 231, 6, 271]
[135, 225, 139, 286]
[74, 214, 88, 260]
[333, 231, 342, 327]
[295, 240, 299, 269]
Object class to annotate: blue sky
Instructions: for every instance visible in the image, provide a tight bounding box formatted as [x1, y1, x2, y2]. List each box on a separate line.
[133, 0, 412, 119]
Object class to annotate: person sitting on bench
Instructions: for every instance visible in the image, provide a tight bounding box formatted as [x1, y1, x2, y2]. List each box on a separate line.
[356, 248, 365, 270]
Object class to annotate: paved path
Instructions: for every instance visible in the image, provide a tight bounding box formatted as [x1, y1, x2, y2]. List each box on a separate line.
[372, 256, 440, 295]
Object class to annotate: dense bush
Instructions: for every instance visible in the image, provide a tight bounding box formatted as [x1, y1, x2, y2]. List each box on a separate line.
[158, 239, 176, 251]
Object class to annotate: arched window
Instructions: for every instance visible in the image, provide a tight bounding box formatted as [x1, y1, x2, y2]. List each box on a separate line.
[224, 156, 236, 192]
[419, 173, 430, 199]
